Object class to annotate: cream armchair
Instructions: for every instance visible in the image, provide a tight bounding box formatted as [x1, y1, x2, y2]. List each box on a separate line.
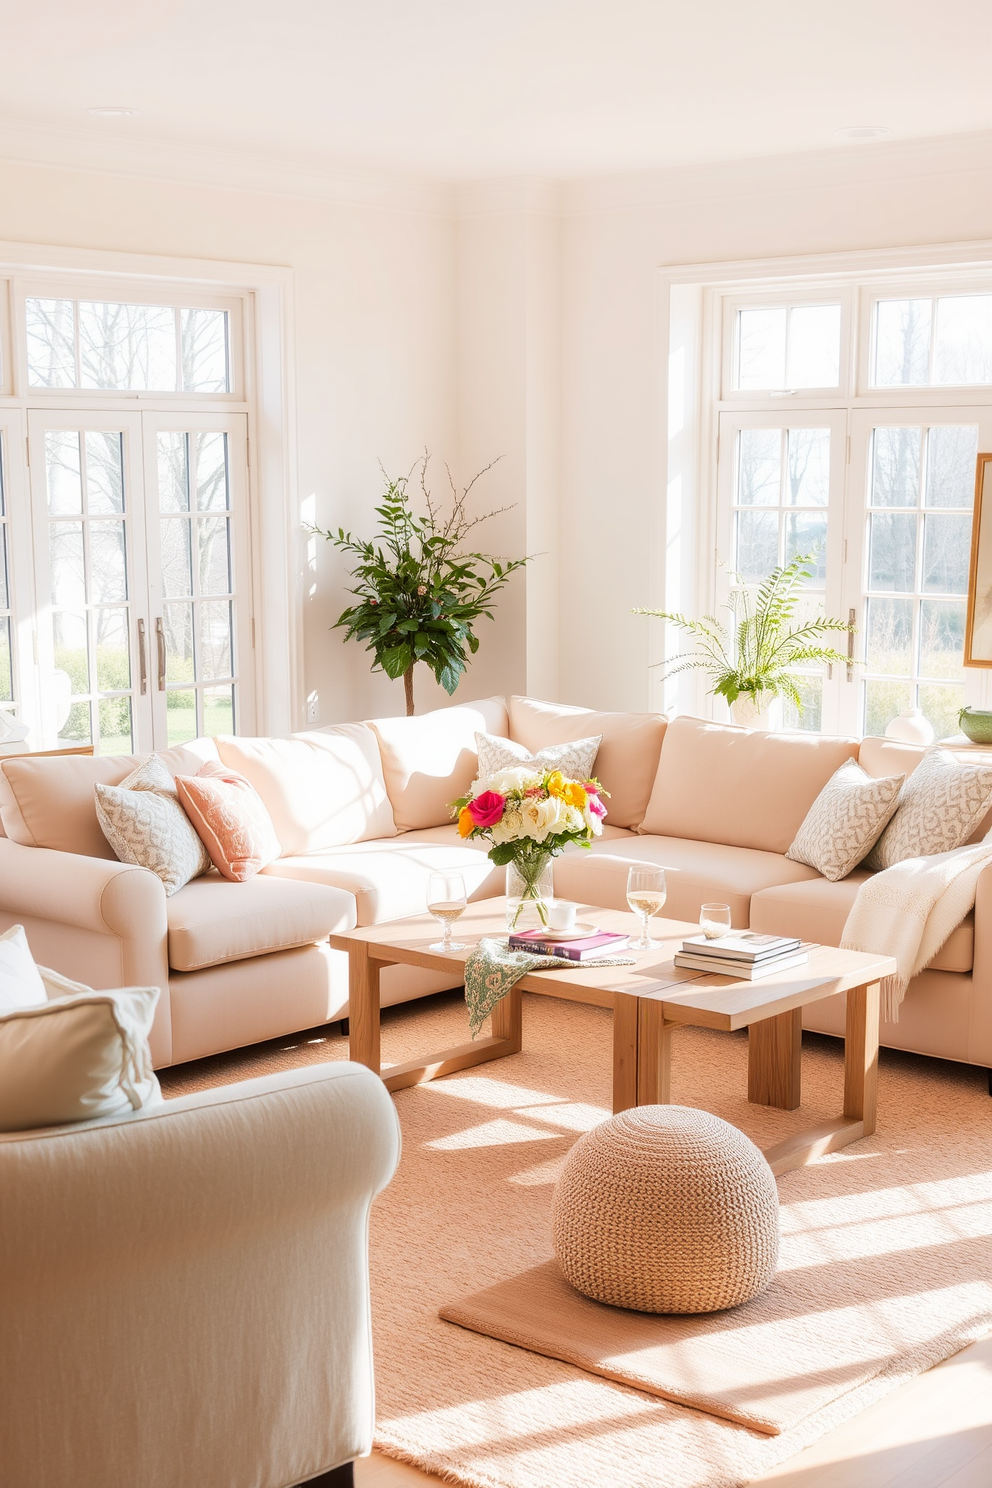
[0, 1061, 400, 1488]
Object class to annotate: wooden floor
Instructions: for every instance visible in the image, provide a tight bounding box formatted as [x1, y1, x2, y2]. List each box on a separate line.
[356, 1333, 992, 1488]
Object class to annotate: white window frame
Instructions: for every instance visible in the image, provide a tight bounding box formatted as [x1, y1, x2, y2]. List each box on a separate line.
[0, 241, 300, 739]
[660, 241, 992, 731]
[720, 287, 855, 403]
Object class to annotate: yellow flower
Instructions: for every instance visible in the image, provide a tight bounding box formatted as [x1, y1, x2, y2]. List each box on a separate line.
[546, 770, 566, 799]
[563, 780, 587, 809]
[457, 806, 474, 838]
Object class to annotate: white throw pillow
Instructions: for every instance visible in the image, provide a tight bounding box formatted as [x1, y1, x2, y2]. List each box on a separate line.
[95, 754, 211, 895]
[0, 968, 161, 1131]
[786, 761, 905, 882]
[0, 924, 48, 1011]
[475, 731, 602, 783]
[863, 745, 992, 871]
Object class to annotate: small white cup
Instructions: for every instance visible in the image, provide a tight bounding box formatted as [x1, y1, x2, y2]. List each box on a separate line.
[547, 900, 578, 932]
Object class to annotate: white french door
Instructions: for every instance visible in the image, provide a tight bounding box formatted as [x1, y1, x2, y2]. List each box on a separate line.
[28, 409, 252, 753]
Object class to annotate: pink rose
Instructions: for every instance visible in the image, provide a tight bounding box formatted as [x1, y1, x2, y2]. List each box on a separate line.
[467, 790, 506, 828]
[587, 794, 607, 819]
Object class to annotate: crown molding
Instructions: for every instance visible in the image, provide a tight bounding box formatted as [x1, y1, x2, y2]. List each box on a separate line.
[562, 129, 992, 217]
[0, 114, 454, 216]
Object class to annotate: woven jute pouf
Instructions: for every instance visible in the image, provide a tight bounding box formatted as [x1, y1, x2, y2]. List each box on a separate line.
[552, 1104, 779, 1314]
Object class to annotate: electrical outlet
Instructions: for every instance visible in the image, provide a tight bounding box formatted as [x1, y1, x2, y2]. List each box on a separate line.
[306, 695, 319, 725]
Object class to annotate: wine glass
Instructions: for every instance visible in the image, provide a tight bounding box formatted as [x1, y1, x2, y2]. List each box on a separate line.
[626, 866, 667, 952]
[699, 903, 732, 940]
[427, 871, 468, 953]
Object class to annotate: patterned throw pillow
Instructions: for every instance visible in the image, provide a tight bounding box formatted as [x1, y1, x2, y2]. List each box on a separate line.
[786, 761, 905, 882]
[95, 755, 211, 896]
[474, 731, 602, 782]
[175, 761, 281, 882]
[863, 745, 992, 872]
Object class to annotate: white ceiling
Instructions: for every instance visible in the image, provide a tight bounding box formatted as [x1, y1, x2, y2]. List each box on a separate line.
[3, 0, 992, 182]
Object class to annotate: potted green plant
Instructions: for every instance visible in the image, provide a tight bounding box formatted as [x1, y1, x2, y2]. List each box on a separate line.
[635, 554, 852, 726]
[312, 455, 530, 714]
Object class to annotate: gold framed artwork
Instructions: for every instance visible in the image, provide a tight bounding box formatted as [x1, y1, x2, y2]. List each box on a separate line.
[965, 453, 992, 666]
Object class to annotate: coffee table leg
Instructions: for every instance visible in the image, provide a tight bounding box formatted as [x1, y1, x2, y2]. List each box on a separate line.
[843, 980, 880, 1136]
[612, 992, 640, 1114]
[637, 999, 673, 1106]
[748, 1008, 803, 1110]
[348, 943, 381, 1075]
[491, 985, 523, 1053]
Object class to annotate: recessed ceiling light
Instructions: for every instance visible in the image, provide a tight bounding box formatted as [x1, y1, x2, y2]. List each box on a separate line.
[86, 106, 138, 118]
[834, 125, 890, 142]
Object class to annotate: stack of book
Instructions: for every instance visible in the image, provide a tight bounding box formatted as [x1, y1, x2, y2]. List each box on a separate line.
[508, 929, 630, 962]
[673, 931, 810, 980]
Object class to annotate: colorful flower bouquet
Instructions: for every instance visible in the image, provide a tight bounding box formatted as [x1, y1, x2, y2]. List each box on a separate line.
[452, 766, 608, 927]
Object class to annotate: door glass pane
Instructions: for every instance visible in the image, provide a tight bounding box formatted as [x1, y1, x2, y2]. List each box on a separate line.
[918, 683, 964, 741]
[737, 429, 780, 505]
[163, 602, 194, 685]
[181, 310, 230, 393]
[926, 426, 979, 507]
[96, 608, 131, 692]
[787, 428, 830, 505]
[735, 509, 778, 581]
[195, 432, 230, 510]
[785, 511, 827, 577]
[50, 524, 85, 607]
[79, 302, 177, 392]
[870, 427, 921, 507]
[161, 519, 193, 599]
[54, 610, 90, 699]
[864, 679, 912, 737]
[0, 617, 11, 703]
[198, 516, 232, 595]
[873, 299, 932, 386]
[203, 684, 233, 736]
[868, 512, 917, 591]
[934, 295, 992, 385]
[166, 688, 197, 746]
[787, 305, 840, 388]
[45, 431, 83, 513]
[86, 432, 125, 514]
[59, 700, 92, 748]
[920, 598, 966, 677]
[90, 522, 128, 603]
[865, 596, 913, 674]
[26, 299, 76, 388]
[99, 696, 132, 755]
[199, 600, 232, 680]
[922, 513, 971, 594]
[158, 431, 190, 512]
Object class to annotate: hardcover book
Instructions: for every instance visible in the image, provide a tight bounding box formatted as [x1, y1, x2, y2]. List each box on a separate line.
[508, 930, 630, 962]
[673, 949, 810, 980]
[680, 931, 802, 962]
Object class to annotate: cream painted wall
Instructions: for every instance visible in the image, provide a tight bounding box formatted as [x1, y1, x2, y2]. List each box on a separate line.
[555, 135, 992, 713]
[0, 153, 470, 727]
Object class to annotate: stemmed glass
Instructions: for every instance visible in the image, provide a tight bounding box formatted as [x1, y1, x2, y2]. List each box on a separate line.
[427, 872, 468, 953]
[626, 866, 667, 952]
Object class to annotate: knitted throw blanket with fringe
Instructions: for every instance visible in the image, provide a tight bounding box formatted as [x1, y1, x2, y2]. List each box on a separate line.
[841, 842, 992, 1021]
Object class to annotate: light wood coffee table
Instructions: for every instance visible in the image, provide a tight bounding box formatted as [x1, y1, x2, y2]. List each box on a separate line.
[330, 901, 896, 1177]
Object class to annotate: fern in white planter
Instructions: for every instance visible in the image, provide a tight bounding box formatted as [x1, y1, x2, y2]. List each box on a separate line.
[635, 554, 852, 726]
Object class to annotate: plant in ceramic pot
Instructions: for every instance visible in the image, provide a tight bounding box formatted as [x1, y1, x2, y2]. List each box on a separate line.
[311, 454, 531, 715]
[635, 554, 852, 725]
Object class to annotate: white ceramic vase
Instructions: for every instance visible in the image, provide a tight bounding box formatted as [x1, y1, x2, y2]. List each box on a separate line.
[730, 694, 773, 730]
[884, 707, 935, 746]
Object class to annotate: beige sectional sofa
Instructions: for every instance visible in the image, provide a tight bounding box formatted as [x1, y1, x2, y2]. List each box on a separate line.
[0, 695, 989, 1081]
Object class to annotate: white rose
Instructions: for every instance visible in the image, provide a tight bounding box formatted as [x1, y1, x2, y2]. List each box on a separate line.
[484, 766, 541, 796]
[490, 805, 524, 844]
[520, 795, 567, 843]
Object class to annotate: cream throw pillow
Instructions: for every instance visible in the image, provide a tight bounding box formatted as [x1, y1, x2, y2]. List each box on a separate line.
[0, 924, 48, 1011]
[786, 761, 905, 882]
[863, 745, 992, 871]
[95, 754, 211, 895]
[0, 968, 161, 1131]
[475, 731, 602, 782]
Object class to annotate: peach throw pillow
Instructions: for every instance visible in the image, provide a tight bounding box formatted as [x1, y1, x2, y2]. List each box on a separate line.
[175, 761, 281, 882]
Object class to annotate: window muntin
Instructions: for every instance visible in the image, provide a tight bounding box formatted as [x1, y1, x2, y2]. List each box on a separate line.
[860, 423, 977, 741]
[734, 302, 841, 392]
[871, 293, 992, 388]
[25, 297, 231, 394]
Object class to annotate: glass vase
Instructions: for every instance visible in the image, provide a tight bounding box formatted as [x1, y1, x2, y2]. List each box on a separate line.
[506, 854, 555, 932]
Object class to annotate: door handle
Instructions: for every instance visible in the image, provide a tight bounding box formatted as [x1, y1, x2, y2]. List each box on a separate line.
[137, 618, 148, 695]
[846, 608, 856, 682]
[156, 617, 167, 691]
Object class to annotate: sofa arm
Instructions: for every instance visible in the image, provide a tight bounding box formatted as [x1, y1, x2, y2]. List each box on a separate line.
[968, 861, 992, 1067]
[0, 1061, 400, 1488]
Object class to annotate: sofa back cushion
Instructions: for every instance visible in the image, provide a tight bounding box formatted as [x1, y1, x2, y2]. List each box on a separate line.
[0, 739, 220, 859]
[215, 725, 396, 854]
[858, 735, 992, 843]
[507, 695, 667, 829]
[639, 715, 859, 853]
[367, 697, 508, 832]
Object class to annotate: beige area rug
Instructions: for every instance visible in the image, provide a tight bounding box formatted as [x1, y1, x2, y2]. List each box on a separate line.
[161, 991, 992, 1488]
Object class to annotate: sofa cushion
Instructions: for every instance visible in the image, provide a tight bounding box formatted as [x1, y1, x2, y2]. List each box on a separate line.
[0, 739, 220, 859]
[475, 731, 602, 783]
[263, 827, 503, 926]
[749, 873, 975, 974]
[786, 760, 904, 881]
[508, 696, 667, 830]
[638, 716, 859, 854]
[859, 736, 992, 846]
[166, 873, 355, 973]
[551, 835, 820, 927]
[95, 756, 212, 895]
[367, 697, 507, 832]
[863, 746, 992, 871]
[215, 724, 396, 854]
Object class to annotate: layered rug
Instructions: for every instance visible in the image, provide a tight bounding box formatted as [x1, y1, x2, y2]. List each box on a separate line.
[161, 991, 992, 1488]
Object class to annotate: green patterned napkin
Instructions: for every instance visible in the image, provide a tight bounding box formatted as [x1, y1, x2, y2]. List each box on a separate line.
[464, 936, 636, 1037]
